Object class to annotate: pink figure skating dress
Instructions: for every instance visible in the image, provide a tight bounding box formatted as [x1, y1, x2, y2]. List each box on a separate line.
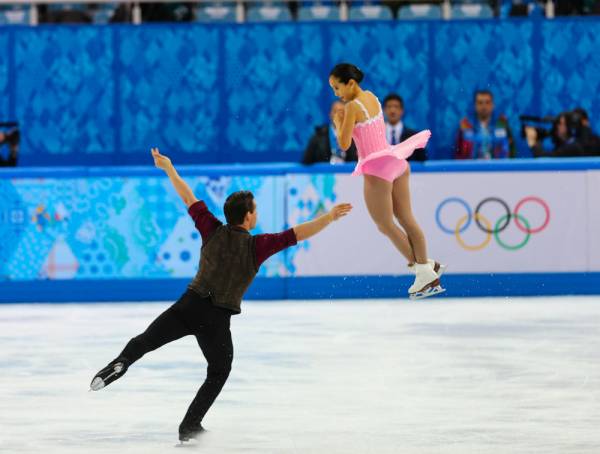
[351, 95, 431, 182]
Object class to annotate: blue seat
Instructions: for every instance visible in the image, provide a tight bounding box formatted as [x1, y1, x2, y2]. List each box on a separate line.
[297, 4, 340, 21]
[398, 4, 442, 19]
[451, 4, 494, 18]
[501, 0, 544, 18]
[0, 8, 29, 24]
[196, 3, 236, 22]
[300, 0, 380, 4]
[91, 4, 117, 24]
[46, 3, 87, 12]
[246, 4, 292, 22]
[349, 4, 393, 20]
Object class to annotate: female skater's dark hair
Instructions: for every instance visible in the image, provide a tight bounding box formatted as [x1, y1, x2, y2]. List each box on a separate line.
[330, 63, 364, 84]
[224, 191, 255, 225]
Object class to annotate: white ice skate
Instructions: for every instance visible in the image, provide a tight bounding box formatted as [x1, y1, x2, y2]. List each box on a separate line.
[408, 262, 445, 300]
[408, 259, 447, 277]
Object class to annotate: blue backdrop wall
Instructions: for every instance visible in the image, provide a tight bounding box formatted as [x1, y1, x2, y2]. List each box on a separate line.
[1, 18, 599, 166]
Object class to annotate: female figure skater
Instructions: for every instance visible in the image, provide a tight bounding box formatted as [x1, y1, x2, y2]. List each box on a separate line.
[328, 63, 445, 299]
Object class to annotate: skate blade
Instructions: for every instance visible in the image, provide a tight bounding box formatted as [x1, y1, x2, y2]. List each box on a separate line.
[175, 440, 198, 448]
[409, 285, 446, 300]
[90, 377, 105, 391]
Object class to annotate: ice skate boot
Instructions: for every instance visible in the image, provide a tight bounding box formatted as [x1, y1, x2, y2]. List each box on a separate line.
[178, 421, 206, 444]
[408, 262, 445, 300]
[408, 259, 447, 277]
[90, 357, 129, 391]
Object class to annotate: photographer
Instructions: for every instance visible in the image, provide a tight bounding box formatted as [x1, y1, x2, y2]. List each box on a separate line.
[525, 112, 587, 158]
[0, 123, 19, 167]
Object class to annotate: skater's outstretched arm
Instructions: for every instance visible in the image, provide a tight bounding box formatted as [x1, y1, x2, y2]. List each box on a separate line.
[293, 203, 352, 241]
[151, 147, 198, 208]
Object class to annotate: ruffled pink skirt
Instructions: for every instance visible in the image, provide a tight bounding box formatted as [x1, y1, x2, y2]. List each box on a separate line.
[352, 130, 431, 183]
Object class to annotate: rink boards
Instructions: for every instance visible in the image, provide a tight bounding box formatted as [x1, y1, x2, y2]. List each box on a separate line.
[1, 159, 600, 301]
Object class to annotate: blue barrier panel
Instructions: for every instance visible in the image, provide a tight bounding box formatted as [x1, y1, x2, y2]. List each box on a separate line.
[3, 273, 600, 303]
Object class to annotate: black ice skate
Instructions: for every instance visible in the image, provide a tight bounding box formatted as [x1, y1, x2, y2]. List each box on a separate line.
[178, 422, 206, 443]
[89, 357, 129, 391]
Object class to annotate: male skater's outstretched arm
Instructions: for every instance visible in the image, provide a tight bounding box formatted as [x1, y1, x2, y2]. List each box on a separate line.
[90, 148, 352, 445]
[152, 147, 197, 207]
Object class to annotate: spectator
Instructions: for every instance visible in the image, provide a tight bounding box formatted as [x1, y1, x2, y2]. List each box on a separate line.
[382, 93, 427, 162]
[572, 107, 591, 128]
[0, 125, 19, 167]
[455, 90, 515, 159]
[302, 101, 358, 165]
[529, 109, 600, 157]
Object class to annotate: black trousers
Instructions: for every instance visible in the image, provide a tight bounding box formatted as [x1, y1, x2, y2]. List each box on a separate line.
[118, 289, 233, 431]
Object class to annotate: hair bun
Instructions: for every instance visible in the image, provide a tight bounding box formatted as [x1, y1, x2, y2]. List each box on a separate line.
[330, 63, 365, 85]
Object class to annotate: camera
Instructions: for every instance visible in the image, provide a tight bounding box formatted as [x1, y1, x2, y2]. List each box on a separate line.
[519, 110, 586, 141]
[519, 114, 555, 140]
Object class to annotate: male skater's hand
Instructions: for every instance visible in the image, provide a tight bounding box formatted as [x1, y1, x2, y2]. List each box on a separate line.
[328, 203, 353, 221]
[151, 147, 172, 171]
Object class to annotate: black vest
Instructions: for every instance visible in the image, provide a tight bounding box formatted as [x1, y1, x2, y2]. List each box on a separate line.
[188, 225, 258, 314]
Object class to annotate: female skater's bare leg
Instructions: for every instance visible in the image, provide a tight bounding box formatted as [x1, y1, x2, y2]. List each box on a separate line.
[363, 174, 416, 263]
[391, 166, 428, 265]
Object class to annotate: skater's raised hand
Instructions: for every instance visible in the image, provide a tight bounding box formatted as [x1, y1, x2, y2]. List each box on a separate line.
[328, 203, 353, 221]
[151, 147, 198, 207]
[151, 147, 172, 171]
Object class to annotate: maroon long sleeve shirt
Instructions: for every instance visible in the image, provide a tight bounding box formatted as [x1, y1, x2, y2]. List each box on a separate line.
[188, 200, 297, 267]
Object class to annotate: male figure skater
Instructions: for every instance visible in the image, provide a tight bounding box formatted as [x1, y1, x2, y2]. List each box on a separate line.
[90, 148, 352, 443]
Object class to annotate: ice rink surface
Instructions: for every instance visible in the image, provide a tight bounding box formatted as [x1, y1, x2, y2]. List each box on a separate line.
[1, 297, 600, 454]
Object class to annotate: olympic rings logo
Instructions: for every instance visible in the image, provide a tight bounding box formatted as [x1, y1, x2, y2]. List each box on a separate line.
[435, 196, 550, 251]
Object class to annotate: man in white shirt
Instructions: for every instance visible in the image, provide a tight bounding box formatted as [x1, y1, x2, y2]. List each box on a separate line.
[383, 93, 427, 161]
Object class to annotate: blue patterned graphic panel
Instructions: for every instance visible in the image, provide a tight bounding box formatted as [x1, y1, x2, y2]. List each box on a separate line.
[223, 24, 325, 157]
[285, 173, 337, 274]
[329, 22, 430, 132]
[432, 21, 535, 158]
[14, 28, 115, 156]
[118, 26, 220, 159]
[3, 20, 600, 164]
[0, 174, 286, 280]
[540, 20, 600, 132]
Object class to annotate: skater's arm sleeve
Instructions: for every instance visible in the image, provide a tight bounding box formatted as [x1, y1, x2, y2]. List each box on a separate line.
[254, 229, 298, 267]
[188, 201, 223, 242]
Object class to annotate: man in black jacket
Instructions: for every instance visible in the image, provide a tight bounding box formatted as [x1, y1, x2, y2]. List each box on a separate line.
[383, 93, 427, 162]
[302, 101, 358, 164]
